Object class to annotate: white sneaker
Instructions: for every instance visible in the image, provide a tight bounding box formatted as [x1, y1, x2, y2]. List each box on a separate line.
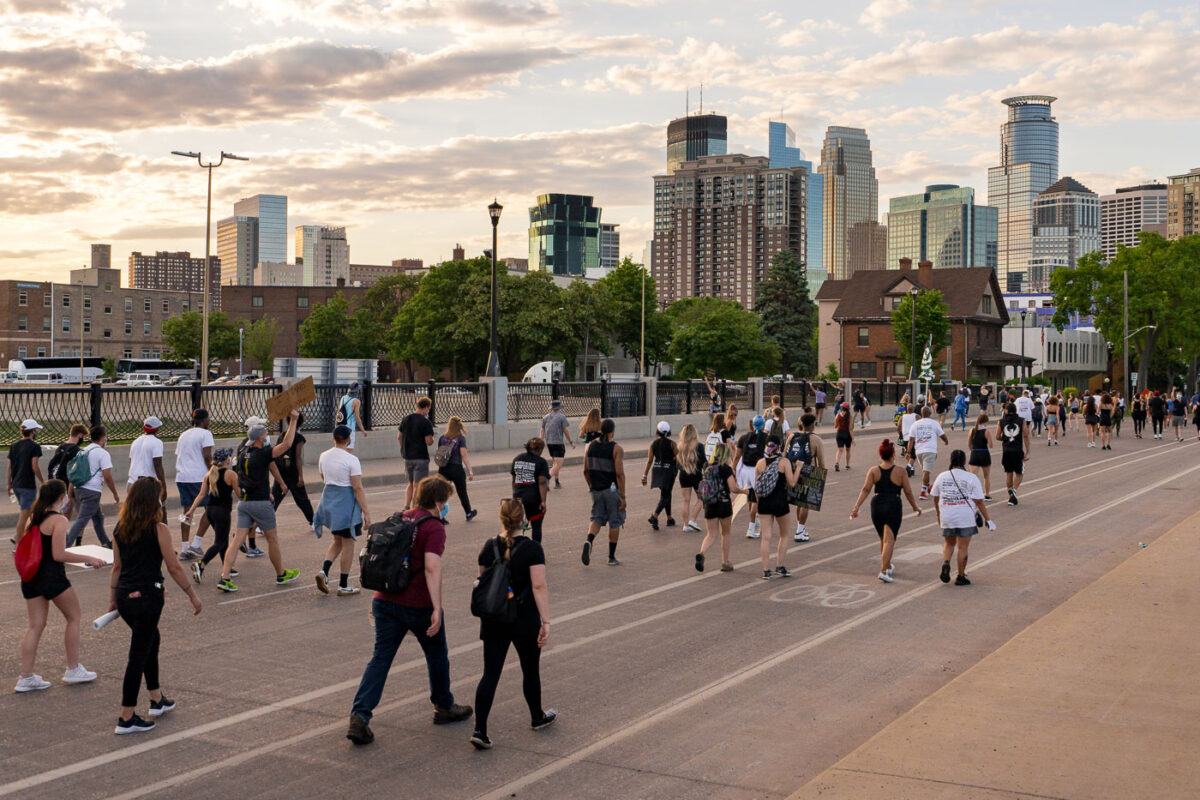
[886, 566, 895, 578]
[15, 674, 51, 692]
[877, 571, 894, 583]
[746, 524, 760, 539]
[793, 527, 810, 542]
[62, 664, 97, 684]
[187, 544, 205, 559]
[687, 520, 701, 532]
[337, 585, 361, 596]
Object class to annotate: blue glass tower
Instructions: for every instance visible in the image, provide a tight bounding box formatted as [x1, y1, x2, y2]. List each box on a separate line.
[769, 121, 824, 292]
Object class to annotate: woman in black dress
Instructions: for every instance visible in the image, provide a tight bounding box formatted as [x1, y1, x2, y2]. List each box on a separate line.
[642, 422, 678, 530]
[966, 413, 994, 500]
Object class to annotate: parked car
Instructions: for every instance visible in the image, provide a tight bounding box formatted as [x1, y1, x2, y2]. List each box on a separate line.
[116, 373, 162, 386]
[163, 375, 190, 386]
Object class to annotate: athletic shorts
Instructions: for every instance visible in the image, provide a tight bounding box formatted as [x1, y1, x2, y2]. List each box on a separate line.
[547, 443, 566, 459]
[704, 500, 733, 520]
[815, 403, 826, 410]
[917, 452, 937, 473]
[1001, 450, 1024, 475]
[13, 486, 36, 510]
[177, 482, 208, 510]
[237, 500, 277, 531]
[735, 463, 757, 503]
[942, 526, 977, 538]
[1172, 416, 1185, 428]
[836, 431, 852, 448]
[404, 459, 430, 484]
[331, 524, 362, 539]
[589, 490, 625, 529]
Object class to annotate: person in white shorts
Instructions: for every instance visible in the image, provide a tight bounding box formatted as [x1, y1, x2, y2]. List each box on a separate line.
[734, 415, 768, 539]
[907, 407, 948, 500]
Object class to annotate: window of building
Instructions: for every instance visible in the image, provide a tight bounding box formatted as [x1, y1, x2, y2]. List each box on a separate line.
[124, 320, 132, 335]
[297, 296, 309, 308]
[104, 282, 113, 292]
[17, 315, 27, 331]
[104, 305, 111, 315]
[62, 317, 70, 332]
[83, 318, 91, 333]
[125, 297, 133, 312]
[62, 295, 70, 308]
[892, 361, 907, 376]
[36, 347, 45, 357]
[982, 294, 992, 313]
[182, 300, 190, 311]
[18, 291, 27, 306]
[43, 293, 51, 307]
[103, 329, 111, 338]
[141, 349, 150, 358]
[857, 327, 869, 347]
[42, 316, 50, 332]
[143, 299, 151, 313]
[162, 299, 169, 314]
[252, 296, 264, 307]
[83, 347, 92, 357]
[151, 350, 161, 358]
[17, 346, 26, 359]
[83, 296, 91, 310]
[849, 362, 877, 379]
[143, 321, 151, 335]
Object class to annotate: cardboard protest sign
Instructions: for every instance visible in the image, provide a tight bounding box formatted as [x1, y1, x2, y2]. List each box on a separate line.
[265, 376, 316, 423]
[787, 464, 827, 511]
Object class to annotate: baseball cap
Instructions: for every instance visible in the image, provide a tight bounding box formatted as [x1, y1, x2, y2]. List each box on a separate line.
[247, 425, 267, 442]
[244, 415, 267, 428]
[333, 425, 352, 441]
[657, 420, 670, 434]
[348, 381, 362, 396]
[143, 416, 163, 432]
[550, 399, 563, 409]
[20, 418, 42, 432]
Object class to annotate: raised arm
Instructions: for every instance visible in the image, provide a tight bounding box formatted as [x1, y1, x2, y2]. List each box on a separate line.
[849, 468, 873, 518]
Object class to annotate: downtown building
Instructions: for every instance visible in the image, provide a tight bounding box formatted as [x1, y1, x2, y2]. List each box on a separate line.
[1166, 167, 1200, 239]
[599, 223, 620, 274]
[769, 121, 824, 291]
[651, 154, 806, 308]
[1028, 177, 1100, 292]
[1100, 183, 1167, 259]
[527, 194, 602, 278]
[666, 113, 728, 175]
[987, 96, 1059, 292]
[128, 250, 221, 311]
[296, 225, 350, 286]
[819, 126, 879, 280]
[886, 185, 998, 270]
[216, 194, 287, 285]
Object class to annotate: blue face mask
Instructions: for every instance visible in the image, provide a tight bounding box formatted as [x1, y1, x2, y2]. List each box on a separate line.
[438, 503, 449, 521]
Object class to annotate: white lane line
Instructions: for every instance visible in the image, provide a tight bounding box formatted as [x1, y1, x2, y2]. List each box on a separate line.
[471, 463, 1200, 800]
[0, 442, 1190, 796]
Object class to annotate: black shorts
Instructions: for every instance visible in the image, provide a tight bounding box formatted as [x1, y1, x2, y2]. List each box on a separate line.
[870, 495, 902, 539]
[1085, 415, 1100, 426]
[21, 569, 71, 601]
[546, 443, 565, 459]
[757, 492, 790, 518]
[836, 430, 852, 448]
[679, 471, 700, 489]
[815, 403, 826, 410]
[704, 501, 733, 520]
[1001, 450, 1024, 475]
[332, 524, 362, 539]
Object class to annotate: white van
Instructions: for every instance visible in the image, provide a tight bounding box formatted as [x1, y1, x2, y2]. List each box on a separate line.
[17, 371, 65, 384]
[116, 373, 162, 386]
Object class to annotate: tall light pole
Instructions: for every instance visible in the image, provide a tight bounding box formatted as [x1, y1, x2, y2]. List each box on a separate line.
[78, 279, 85, 386]
[238, 326, 245, 378]
[1019, 309, 1027, 383]
[485, 199, 503, 378]
[1123, 267, 1129, 401]
[909, 287, 919, 380]
[172, 150, 248, 383]
[640, 267, 646, 378]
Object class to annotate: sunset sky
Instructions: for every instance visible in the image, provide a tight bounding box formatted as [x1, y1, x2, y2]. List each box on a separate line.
[1, 0, 1197, 283]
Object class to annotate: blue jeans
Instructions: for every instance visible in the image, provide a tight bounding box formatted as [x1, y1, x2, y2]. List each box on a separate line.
[351, 599, 455, 723]
[952, 409, 967, 429]
[66, 488, 110, 547]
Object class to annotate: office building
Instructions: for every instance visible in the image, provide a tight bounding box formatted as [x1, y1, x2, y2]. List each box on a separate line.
[599, 223, 621, 273]
[216, 215, 258, 286]
[528, 194, 602, 277]
[221, 283, 368, 368]
[295, 225, 350, 287]
[886, 185, 998, 269]
[255, 262, 303, 286]
[128, 251, 221, 310]
[1029, 177, 1100, 292]
[1100, 183, 1167, 258]
[847, 221, 888, 273]
[666, 113, 727, 175]
[91, 244, 111, 270]
[1166, 167, 1200, 239]
[652, 154, 806, 308]
[393, 258, 424, 270]
[769, 121, 824, 289]
[820, 126, 878, 280]
[233, 194, 287, 264]
[987, 95, 1059, 292]
[502, 257, 529, 272]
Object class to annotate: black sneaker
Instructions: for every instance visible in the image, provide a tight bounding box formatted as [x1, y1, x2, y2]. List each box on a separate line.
[531, 710, 558, 730]
[346, 713, 374, 745]
[148, 696, 176, 717]
[115, 714, 156, 735]
[955, 574, 971, 586]
[666, 518, 676, 527]
[554, 478, 562, 490]
[433, 703, 473, 725]
[695, 553, 705, 572]
[905, 464, 915, 477]
[647, 516, 659, 531]
[834, 463, 840, 472]
[761, 570, 773, 581]
[607, 557, 621, 566]
[1008, 490, 1018, 506]
[774, 566, 792, 578]
[465, 509, 478, 522]
[581, 540, 592, 566]
[469, 730, 492, 750]
[940, 561, 951, 583]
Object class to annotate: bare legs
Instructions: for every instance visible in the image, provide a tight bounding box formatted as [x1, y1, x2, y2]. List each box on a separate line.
[699, 517, 731, 566]
[942, 535, 971, 577]
[879, 527, 895, 575]
[759, 514, 788, 573]
[20, 587, 84, 676]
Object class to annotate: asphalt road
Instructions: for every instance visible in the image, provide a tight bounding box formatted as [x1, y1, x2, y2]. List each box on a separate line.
[1, 424, 1197, 799]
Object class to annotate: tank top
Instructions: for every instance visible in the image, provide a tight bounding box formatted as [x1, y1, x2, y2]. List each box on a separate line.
[27, 514, 68, 587]
[651, 437, 676, 468]
[210, 468, 234, 510]
[114, 523, 165, 592]
[586, 439, 617, 491]
[834, 413, 849, 432]
[970, 427, 988, 450]
[873, 465, 902, 498]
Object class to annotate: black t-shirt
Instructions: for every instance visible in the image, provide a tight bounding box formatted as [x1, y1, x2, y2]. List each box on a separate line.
[477, 535, 546, 633]
[1148, 396, 1165, 416]
[511, 452, 549, 496]
[399, 413, 435, 460]
[737, 431, 766, 467]
[240, 445, 275, 502]
[273, 432, 305, 479]
[936, 396, 950, 413]
[998, 414, 1024, 453]
[7, 438, 41, 490]
[1172, 398, 1187, 417]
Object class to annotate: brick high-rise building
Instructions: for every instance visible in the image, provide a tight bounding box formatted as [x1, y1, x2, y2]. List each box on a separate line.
[1100, 183, 1167, 259]
[652, 154, 806, 308]
[128, 251, 221, 311]
[1166, 167, 1200, 240]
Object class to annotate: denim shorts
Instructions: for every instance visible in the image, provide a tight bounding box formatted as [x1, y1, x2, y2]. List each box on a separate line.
[942, 526, 977, 538]
[13, 486, 36, 510]
[589, 489, 625, 528]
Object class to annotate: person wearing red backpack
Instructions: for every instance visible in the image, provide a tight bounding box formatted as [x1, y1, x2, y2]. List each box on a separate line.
[15, 480, 106, 693]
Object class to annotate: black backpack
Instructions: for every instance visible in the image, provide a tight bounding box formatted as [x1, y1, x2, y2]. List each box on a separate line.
[234, 440, 265, 499]
[48, 442, 80, 483]
[359, 511, 430, 593]
[470, 539, 521, 625]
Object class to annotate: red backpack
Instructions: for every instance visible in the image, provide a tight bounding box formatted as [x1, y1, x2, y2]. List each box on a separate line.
[13, 525, 43, 582]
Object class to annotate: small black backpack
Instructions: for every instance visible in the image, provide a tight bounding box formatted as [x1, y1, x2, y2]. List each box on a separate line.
[359, 512, 429, 593]
[471, 539, 520, 625]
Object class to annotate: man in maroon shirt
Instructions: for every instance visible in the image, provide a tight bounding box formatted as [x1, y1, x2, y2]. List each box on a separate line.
[347, 476, 472, 745]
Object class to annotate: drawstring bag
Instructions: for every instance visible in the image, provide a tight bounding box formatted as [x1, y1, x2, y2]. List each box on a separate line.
[14, 525, 43, 582]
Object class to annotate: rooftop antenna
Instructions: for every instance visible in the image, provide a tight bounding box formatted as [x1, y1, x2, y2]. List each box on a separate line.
[686, 87, 689, 116]
[700, 82, 703, 114]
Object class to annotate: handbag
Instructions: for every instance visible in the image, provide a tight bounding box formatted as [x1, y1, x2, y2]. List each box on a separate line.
[13, 524, 44, 582]
[947, 469, 984, 528]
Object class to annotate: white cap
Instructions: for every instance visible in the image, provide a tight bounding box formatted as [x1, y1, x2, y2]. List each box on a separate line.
[20, 418, 42, 431]
[143, 416, 163, 431]
[244, 415, 267, 428]
[657, 421, 671, 434]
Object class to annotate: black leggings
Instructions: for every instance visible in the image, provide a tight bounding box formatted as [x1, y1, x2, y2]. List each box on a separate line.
[439, 464, 473, 515]
[201, 506, 231, 567]
[473, 629, 543, 736]
[1152, 415, 1165, 435]
[517, 492, 544, 543]
[1133, 416, 1145, 435]
[272, 476, 314, 524]
[116, 588, 164, 708]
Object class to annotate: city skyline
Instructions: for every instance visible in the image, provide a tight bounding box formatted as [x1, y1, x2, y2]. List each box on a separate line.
[0, 1, 1197, 284]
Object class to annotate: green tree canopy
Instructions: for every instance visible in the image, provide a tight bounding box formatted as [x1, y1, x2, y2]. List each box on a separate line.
[665, 297, 779, 379]
[390, 258, 494, 378]
[298, 291, 380, 359]
[891, 290, 950, 378]
[755, 249, 817, 378]
[162, 311, 239, 365]
[596, 258, 671, 369]
[241, 317, 278, 373]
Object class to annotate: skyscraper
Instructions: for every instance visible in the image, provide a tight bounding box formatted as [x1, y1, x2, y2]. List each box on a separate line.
[769, 121, 824, 290]
[652, 154, 806, 308]
[598, 222, 620, 275]
[666, 113, 727, 175]
[819, 126, 878, 280]
[216, 215, 257, 285]
[129, 251, 221, 310]
[1029, 177, 1099, 292]
[295, 226, 350, 286]
[886, 185, 998, 269]
[1100, 183, 1167, 258]
[987, 96, 1059, 292]
[527, 194, 602, 277]
[233, 194, 287, 264]
[1166, 167, 1200, 240]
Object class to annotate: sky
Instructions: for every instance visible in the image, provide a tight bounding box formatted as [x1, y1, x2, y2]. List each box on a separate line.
[0, 0, 1198, 283]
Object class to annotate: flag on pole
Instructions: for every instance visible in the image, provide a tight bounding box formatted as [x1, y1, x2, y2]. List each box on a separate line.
[919, 335, 935, 381]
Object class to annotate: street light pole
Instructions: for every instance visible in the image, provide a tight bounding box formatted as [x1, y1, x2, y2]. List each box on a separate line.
[485, 199, 503, 378]
[640, 267, 646, 378]
[78, 279, 84, 386]
[909, 287, 919, 380]
[1019, 309, 1027, 383]
[1123, 267, 1129, 401]
[239, 326, 244, 378]
[172, 150, 248, 384]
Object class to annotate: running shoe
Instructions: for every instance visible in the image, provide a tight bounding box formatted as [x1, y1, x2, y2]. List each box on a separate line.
[695, 553, 705, 572]
[905, 464, 915, 477]
[186, 544, 205, 559]
[877, 571, 894, 584]
[216, 578, 238, 593]
[834, 463, 840, 472]
[246, 546, 265, 558]
[337, 586, 361, 596]
[276, 569, 301, 585]
[531, 710, 558, 730]
[886, 565, 895, 578]
[554, 478, 562, 490]
[1008, 490, 1018, 506]
[685, 520, 701, 532]
[794, 528, 810, 543]
[581, 540, 592, 566]
[720, 562, 734, 572]
[433, 703, 473, 725]
[469, 731, 492, 750]
[955, 574, 971, 586]
[62, 664, 97, 684]
[774, 566, 792, 578]
[746, 523, 760, 540]
[148, 696, 176, 716]
[178, 548, 195, 561]
[316, 572, 330, 594]
[240, 543, 250, 555]
[940, 561, 951, 584]
[14, 674, 51, 693]
[919, 488, 929, 501]
[666, 518, 677, 527]
[607, 557, 621, 566]
[115, 715, 155, 735]
[191, 562, 204, 584]
[347, 713, 374, 745]
[647, 516, 659, 531]
[984, 495, 993, 501]
[761, 570, 773, 581]
[465, 509, 479, 522]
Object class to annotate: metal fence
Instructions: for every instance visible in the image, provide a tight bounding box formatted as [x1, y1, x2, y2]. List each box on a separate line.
[0, 386, 91, 447]
[507, 381, 645, 422]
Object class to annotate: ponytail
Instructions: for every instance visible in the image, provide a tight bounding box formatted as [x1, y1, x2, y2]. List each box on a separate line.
[498, 498, 525, 559]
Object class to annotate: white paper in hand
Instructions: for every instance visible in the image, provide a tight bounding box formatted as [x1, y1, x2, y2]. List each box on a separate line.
[92, 610, 119, 631]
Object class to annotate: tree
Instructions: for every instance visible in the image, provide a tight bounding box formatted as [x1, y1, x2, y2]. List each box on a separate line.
[891, 290, 950, 378]
[391, 258, 493, 378]
[755, 249, 817, 378]
[101, 358, 117, 380]
[665, 297, 779, 379]
[559, 280, 618, 378]
[162, 311, 239, 365]
[596, 258, 672, 369]
[242, 317, 278, 374]
[357, 273, 421, 361]
[298, 292, 381, 359]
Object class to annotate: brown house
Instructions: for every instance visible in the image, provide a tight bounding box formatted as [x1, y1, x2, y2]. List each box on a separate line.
[816, 259, 1032, 382]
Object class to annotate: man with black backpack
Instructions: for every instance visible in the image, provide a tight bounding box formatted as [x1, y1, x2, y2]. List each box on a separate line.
[46, 424, 87, 519]
[785, 413, 825, 542]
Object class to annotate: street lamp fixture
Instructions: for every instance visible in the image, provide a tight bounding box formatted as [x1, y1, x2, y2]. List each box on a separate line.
[172, 150, 248, 384]
[485, 199, 503, 378]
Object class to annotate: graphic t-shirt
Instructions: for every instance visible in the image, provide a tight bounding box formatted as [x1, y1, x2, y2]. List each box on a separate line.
[1015, 396, 1034, 422]
[998, 414, 1024, 454]
[930, 468, 984, 529]
[511, 452, 549, 497]
[908, 419, 945, 455]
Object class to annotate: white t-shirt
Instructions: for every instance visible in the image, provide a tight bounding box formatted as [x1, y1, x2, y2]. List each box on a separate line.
[930, 468, 984, 530]
[908, 418, 945, 455]
[79, 445, 113, 493]
[318, 446, 362, 487]
[176, 427, 216, 483]
[1015, 396, 1034, 421]
[127, 434, 163, 484]
[900, 412, 918, 440]
[763, 418, 790, 435]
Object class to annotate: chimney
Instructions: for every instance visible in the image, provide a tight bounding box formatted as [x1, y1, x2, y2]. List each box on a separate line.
[336, 277, 346, 288]
[899, 258, 913, 271]
[918, 260, 933, 287]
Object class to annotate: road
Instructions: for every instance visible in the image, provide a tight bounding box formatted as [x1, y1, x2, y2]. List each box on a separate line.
[0, 424, 1196, 799]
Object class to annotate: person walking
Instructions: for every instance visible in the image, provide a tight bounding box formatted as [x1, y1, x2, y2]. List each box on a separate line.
[704, 413, 731, 461]
[183, 449, 237, 584]
[1112, 391, 1125, 437]
[1045, 394, 1060, 445]
[852, 389, 871, 428]
[754, 438, 799, 580]
[175, 409, 214, 560]
[346, 476, 472, 745]
[1083, 396, 1100, 448]
[1148, 390, 1166, 439]
[335, 381, 369, 451]
[399, 397, 436, 510]
[642, 421, 677, 530]
[271, 412, 314, 526]
[1068, 392, 1081, 432]
[511, 439, 550, 543]
[127, 417, 167, 507]
[7, 419, 43, 547]
[967, 413, 994, 500]
[469, 499, 556, 750]
[931, 450, 993, 586]
[935, 392, 950, 427]
[833, 403, 854, 471]
[65, 426, 120, 548]
[1099, 393, 1115, 450]
[950, 389, 969, 432]
[581, 419, 625, 566]
[1031, 395, 1044, 438]
[1192, 395, 1200, 441]
[849, 439, 921, 584]
[1170, 391, 1187, 442]
[695, 443, 747, 573]
[578, 408, 603, 445]
[539, 400, 575, 490]
[995, 403, 1029, 506]
[1130, 393, 1146, 439]
[908, 407, 949, 500]
[734, 415, 768, 539]
[15, 480, 106, 693]
[313, 426, 371, 596]
[436, 416, 477, 522]
[1056, 391, 1067, 434]
[675, 423, 705, 533]
[1015, 389, 1034, 439]
[45, 424, 87, 519]
[898, 403, 919, 477]
[784, 413, 824, 542]
[813, 385, 827, 425]
[236, 416, 278, 559]
[108, 476, 202, 734]
[216, 411, 303, 592]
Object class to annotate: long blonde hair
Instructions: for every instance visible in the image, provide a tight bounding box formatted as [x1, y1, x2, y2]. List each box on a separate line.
[204, 451, 232, 495]
[677, 423, 700, 474]
[498, 497, 525, 558]
[579, 408, 601, 438]
[709, 442, 729, 466]
[444, 416, 465, 439]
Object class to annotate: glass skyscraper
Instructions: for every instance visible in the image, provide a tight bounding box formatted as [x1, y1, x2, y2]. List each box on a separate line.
[219, 194, 287, 285]
[528, 194, 602, 277]
[987, 96, 1059, 292]
[1029, 177, 1099, 292]
[887, 185, 998, 269]
[666, 114, 727, 175]
[819, 126, 878, 280]
[769, 121, 824, 291]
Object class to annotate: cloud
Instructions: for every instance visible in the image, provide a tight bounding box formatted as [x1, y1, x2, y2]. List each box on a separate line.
[107, 224, 206, 241]
[0, 0, 72, 13]
[859, 0, 913, 35]
[220, 0, 561, 32]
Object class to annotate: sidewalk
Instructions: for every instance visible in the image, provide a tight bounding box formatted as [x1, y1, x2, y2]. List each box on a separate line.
[790, 510, 1200, 799]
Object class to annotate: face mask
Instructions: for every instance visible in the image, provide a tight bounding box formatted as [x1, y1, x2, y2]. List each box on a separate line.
[263, 436, 272, 447]
[438, 503, 449, 521]
[59, 499, 69, 513]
